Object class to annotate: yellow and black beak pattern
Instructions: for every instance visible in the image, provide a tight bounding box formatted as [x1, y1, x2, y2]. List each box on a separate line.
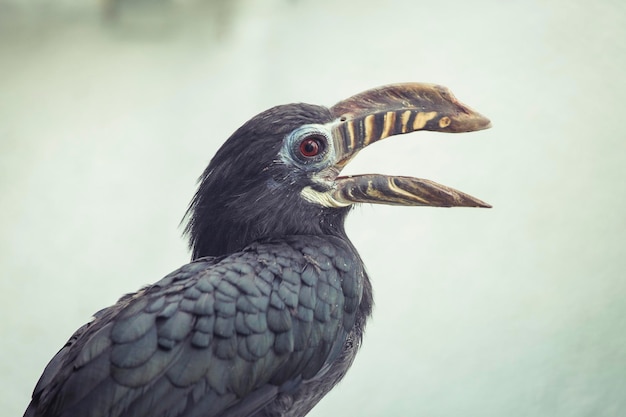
[312, 83, 492, 208]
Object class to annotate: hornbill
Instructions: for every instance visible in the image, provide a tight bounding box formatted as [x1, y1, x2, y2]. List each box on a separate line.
[25, 83, 491, 417]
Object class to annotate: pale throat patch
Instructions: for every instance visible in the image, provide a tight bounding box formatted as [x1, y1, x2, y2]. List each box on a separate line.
[300, 186, 352, 208]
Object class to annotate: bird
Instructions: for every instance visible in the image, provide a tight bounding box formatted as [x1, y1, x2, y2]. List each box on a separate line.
[24, 83, 491, 417]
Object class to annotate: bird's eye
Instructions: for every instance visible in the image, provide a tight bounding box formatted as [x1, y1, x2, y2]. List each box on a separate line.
[283, 124, 333, 168]
[299, 135, 325, 158]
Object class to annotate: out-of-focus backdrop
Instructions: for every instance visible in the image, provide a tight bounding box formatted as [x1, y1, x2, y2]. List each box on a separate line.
[2, 0, 625, 415]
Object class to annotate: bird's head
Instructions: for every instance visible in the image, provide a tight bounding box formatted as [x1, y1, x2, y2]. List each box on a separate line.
[185, 83, 491, 258]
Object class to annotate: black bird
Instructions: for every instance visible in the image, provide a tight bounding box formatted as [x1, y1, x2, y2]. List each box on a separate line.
[25, 83, 491, 417]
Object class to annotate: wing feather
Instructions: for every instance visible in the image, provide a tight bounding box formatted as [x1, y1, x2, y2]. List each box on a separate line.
[26, 236, 363, 417]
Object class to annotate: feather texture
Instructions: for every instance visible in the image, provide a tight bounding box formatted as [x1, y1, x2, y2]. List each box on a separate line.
[26, 235, 367, 417]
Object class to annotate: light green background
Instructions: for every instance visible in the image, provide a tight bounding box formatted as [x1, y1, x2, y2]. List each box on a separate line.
[1, 0, 625, 416]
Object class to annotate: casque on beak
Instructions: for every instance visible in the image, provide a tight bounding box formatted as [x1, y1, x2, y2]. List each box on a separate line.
[311, 83, 492, 208]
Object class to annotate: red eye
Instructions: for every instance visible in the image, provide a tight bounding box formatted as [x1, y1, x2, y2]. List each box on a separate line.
[299, 135, 325, 157]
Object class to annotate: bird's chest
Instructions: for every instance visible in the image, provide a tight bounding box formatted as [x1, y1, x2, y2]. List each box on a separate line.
[259, 327, 364, 417]
[250, 236, 370, 416]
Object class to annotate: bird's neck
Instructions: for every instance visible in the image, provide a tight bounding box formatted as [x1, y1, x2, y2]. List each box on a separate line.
[185, 192, 352, 260]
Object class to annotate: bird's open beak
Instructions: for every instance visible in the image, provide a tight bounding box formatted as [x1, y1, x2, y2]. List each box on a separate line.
[324, 83, 492, 208]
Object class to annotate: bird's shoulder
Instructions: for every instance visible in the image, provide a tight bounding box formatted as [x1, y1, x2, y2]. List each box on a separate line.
[28, 235, 364, 417]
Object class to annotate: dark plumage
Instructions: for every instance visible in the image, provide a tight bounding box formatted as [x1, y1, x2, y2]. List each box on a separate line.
[25, 83, 490, 417]
[185, 104, 348, 259]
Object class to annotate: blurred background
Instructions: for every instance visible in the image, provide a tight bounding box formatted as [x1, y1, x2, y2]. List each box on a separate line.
[1, 0, 625, 415]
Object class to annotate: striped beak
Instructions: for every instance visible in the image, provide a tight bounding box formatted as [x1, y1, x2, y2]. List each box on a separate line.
[324, 83, 492, 208]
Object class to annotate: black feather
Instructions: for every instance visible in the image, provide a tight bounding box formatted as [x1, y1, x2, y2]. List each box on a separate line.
[25, 104, 373, 417]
